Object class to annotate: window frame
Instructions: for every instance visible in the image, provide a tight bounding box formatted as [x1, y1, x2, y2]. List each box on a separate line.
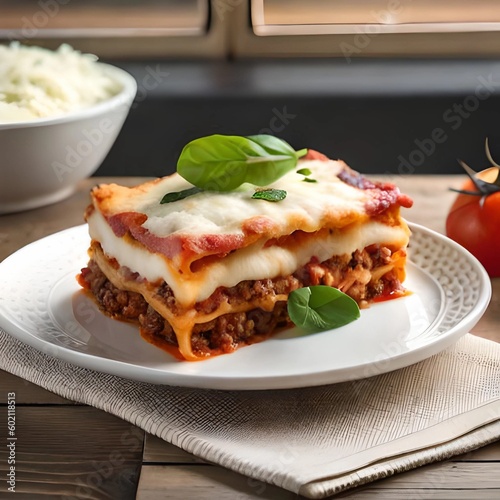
[2, 1, 500, 59]
[230, 1, 500, 58]
[0, 0, 227, 59]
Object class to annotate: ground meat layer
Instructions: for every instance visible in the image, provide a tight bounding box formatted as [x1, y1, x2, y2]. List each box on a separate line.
[78, 244, 404, 358]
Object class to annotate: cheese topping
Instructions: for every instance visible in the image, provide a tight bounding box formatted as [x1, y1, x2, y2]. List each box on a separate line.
[93, 159, 369, 241]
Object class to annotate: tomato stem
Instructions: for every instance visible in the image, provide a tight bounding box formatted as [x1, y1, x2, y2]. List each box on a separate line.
[455, 159, 500, 197]
[485, 138, 500, 182]
[449, 188, 482, 196]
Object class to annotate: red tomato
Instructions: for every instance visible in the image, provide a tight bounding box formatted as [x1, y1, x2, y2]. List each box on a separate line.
[446, 167, 500, 277]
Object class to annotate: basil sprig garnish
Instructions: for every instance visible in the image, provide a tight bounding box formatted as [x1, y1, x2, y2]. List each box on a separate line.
[297, 167, 312, 176]
[160, 187, 203, 204]
[251, 188, 287, 202]
[297, 166, 317, 183]
[287, 286, 360, 330]
[177, 134, 307, 192]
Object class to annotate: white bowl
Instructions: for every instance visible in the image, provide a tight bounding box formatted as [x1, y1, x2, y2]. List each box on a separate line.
[0, 63, 137, 214]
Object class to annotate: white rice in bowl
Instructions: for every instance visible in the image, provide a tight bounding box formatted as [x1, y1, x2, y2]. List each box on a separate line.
[0, 43, 123, 123]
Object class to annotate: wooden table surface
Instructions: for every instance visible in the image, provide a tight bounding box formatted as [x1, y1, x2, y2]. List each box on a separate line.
[0, 175, 499, 499]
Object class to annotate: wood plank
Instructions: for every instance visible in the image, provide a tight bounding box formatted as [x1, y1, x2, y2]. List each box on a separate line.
[143, 434, 204, 464]
[0, 370, 76, 405]
[338, 488, 500, 499]
[137, 462, 500, 500]
[339, 461, 500, 495]
[138, 432, 500, 500]
[453, 440, 500, 461]
[0, 406, 144, 498]
[337, 461, 500, 498]
[136, 465, 301, 500]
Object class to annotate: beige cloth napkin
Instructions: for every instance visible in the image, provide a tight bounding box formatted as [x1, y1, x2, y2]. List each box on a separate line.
[1, 329, 499, 498]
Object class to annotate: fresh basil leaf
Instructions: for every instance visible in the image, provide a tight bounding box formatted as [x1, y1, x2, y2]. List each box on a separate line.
[251, 188, 287, 202]
[160, 186, 203, 204]
[297, 167, 312, 176]
[177, 135, 306, 192]
[287, 286, 360, 331]
[247, 135, 307, 160]
[302, 178, 317, 183]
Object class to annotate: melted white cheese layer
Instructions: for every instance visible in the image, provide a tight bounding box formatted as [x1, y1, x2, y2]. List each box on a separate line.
[88, 209, 409, 306]
[103, 160, 368, 238]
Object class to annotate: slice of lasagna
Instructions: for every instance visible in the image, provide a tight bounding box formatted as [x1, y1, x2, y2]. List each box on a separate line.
[78, 150, 413, 360]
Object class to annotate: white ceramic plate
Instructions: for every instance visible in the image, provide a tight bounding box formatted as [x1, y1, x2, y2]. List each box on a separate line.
[0, 223, 491, 390]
